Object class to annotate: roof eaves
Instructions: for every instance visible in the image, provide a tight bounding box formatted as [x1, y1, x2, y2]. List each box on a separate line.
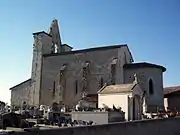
[99, 90, 132, 95]
[164, 86, 180, 95]
[97, 83, 108, 93]
[98, 84, 134, 94]
[43, 44, 127, 57]
[9, 79, 31, 90]
[32, 31, 52, 37]
[123, 62, 166, 72]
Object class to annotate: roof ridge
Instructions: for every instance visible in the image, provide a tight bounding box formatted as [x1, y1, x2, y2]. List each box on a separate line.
[164, 86, 180, 88]
[43, 44, 127, 57]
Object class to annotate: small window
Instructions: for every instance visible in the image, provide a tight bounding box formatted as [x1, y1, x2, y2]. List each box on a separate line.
[53, 81, 56, 91]
[75, 80, 78, 94]
[124, 52, 127, 64]
[52, 81, 56, 97]
[100, 78, 104, 88]
[149, 79, 154, 94]
[111, 64, 116, 85]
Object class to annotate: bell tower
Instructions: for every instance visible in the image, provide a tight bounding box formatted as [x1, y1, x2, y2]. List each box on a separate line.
[30, 19, 63, 106]
[48, 19, 62, 53]
[31, 31, 52, 106]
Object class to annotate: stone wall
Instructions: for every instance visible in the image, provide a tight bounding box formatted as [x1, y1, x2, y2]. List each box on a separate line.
[11, 79, 32, 107]
[31, 33, 53, 106]
[71, 111, 109, 124]
[124, 67, 164, 112]
[40, 45, 132, 106]
[71, 111, 125, 124]
[13, 117, 180, 135]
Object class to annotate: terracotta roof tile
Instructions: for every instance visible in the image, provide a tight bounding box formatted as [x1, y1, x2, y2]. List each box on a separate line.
[164, 86, 180, 95]
[98, 83, 136, 94]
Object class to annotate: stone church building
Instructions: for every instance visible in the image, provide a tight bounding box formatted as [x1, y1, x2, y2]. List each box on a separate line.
[10, 20, 166, 112]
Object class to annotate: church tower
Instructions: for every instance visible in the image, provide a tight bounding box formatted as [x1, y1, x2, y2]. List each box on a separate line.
[48, 19, 62, 53]
[31, 31, 53, 106]
[30, 19, 63, 106]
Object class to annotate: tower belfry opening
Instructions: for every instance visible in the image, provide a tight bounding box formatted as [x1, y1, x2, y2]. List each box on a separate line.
[48, 19, 62, 53]
[47, 19, 73, 53]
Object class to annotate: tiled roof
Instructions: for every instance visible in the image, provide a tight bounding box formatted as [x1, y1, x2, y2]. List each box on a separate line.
[164, 86, 180, 95]
[123, 62, 166, 72]
[98, 83, 136, 94]
[43, 44, 131, 58]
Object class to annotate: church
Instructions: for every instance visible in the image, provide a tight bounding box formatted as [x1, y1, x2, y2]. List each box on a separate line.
[10, 20, 166, 114]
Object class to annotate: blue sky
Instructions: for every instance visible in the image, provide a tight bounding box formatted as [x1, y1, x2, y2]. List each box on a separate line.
[0, 0, 179, 103]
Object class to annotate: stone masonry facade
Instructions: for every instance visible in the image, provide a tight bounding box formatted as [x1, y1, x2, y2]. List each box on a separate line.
[10, 20, 166, 111]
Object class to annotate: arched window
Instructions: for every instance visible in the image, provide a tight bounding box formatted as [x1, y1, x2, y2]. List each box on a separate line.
[149, 79, 154, 94]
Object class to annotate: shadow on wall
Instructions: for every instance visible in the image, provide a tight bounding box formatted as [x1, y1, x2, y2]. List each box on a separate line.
[13, 117, 180, 135]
